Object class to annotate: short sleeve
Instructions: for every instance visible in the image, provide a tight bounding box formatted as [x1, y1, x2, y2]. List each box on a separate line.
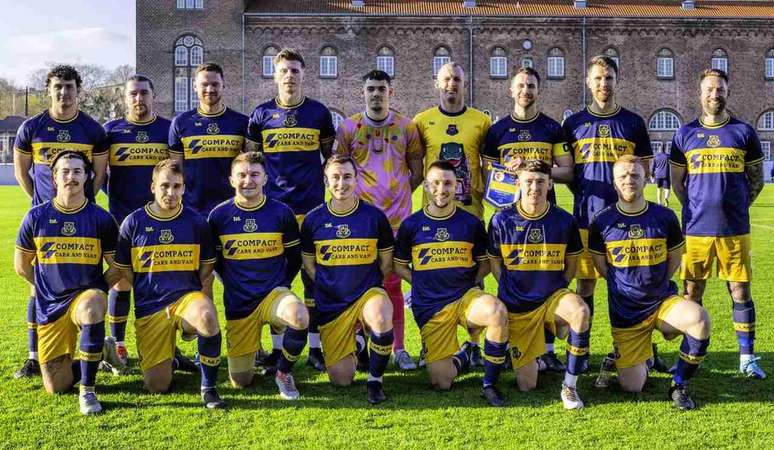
[482, 125, 501, 163]
[404, 120, 424, 161]
[393, 221, 413, 264]
[566, 218, 584, 255]
[669, 131, 686, 166]
[665, 211, 685, 251]
[91, 123, 109, 155]
[486, 215, 501, 257]
[14, 120, 32, 154]
[282, 208, 301, 248]
[197, 217, 216, 264]
[206, 209, 223, 253]
[320, 107, 336, 146]
[246, 108, 263, 148]
[633, 116, 652, 160]
[300, 215, 316, 256]
[99, 210, 119, 255]
[15, 211, 36, 253]
[551, 124, 571, 158]
[376, 211, 395, 251]
[472, 219, 488, 261]
[168, 116, 183, 155]
[744, 125, 764, 165]
[114, 217, 133, 268]
[587, 220, 605, 255]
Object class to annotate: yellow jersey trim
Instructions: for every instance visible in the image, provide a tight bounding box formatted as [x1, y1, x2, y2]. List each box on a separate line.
[326, 198, 359, 217]
[197, 106, 226, 117]
[615, 203, 649, 217]
[586, 105, 621, 118]
[126, 114, 157, 126]
[53, 199, 88, 214]
[276, 96, 305, 109]
[698, 116, 731, 129]
[50, 110, 79, 124]
[422, 205, 456, 221]
[235, 196, 267, 211]
[144, 202, 183, 221]
[516, 202, 549, 221]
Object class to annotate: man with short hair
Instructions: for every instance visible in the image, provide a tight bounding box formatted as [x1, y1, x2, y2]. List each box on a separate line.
[14, 151, 121, 415]
[488, 159, 590, 410]
[246, 48, 335, 371]
[113, 159, 226, 409]
[101, 74, 172, 373]
[208, 152, 309, 399]
[652, 147, 671, 207]
[301, 155, 395, 404]
[483, 66, 574, 372]
[670, 68, 765, 379]
[394, 160, 509, 406]
[590, 155, 711, 410]
[13, 64, 109, 379]
[335, 69, 424, 371]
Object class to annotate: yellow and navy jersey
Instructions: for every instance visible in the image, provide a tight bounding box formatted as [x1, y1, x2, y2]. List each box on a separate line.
[208, 197, 300, 320]
[14, 110, 108, 206]
[483, 112, 570, 204]
[562, 106, 652, 228]
[414, 106, 491, 218]
[247, 97, 335, 215]
[300, 199, 394, 325]
[653, 151, 670, 180]
[168, 107, 248, 216]
[15, 200, 117, 325]
[669, 117, 764, 237]
[104, 115, 171, 224]
[588, 202, 684, 328]
[487, 202, 583, 313]
[394, 206, 487, 328]
[114, 204, 216, 319]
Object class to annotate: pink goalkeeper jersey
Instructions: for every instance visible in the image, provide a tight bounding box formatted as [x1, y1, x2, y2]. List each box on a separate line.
[335, 111, 423, 230]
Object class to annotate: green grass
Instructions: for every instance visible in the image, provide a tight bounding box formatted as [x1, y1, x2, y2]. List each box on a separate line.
[0, 185, 772, 449]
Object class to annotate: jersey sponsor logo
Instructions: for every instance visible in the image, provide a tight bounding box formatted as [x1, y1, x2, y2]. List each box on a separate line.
[262, 127, 321, 153]
[61, 221, 76, 236]
[57, 130, 71, 143]
[434, 227, 450, 242]
[686, 148, 745, 174]
[501, 243, 566, 271]
[181, 135, 244, 160]
[31, 142, 94, 164]
[498, 142, 553, 164]
[109, 143, 168, 166]
[573, 138, 635, 164]
[336, 224, 351, 239]
[219, 232, 283, 260]
[315, 238, 378, 266]
[34, 237, 102, 265]
[136, 131, 150, 143]
[131, 244, 200, 272]
[606, 238, 667, 268]
[159, 229, 174, 244]
[411, 241, 474, 270]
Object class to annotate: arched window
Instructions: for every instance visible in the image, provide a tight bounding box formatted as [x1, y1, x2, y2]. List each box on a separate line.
[604, 47, 620, 73]
[547, 47, 565, 79]
[521, 56, 533, 69]
[433, 46, 451, 78]
[320, 46, 338, 78]
[174, 35, 204, 113]
[648, 110, 682, 131]
[490, 47, 507, 78]
[711, 48, 728, 73]
[758, 111, 774, 131]
[656, 48, 674, 79]
[177, 0, 203, 9]
[376, 46, 395, 77]
[262, 46, 279, 78]
[765, 49, 774, 80]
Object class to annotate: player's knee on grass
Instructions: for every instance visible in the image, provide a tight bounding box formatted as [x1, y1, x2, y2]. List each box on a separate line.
[228, 354, 255, 388]
[74, 290, 107, 325]
[41, 355, 74, 394]
[618, 364, 647, 393]
[186, 301, 220, 338]
[144, 360, 173, 393]
[328, 356, 356, 386]
[516, 360, 538, 392]
[428, 359, 456, 390]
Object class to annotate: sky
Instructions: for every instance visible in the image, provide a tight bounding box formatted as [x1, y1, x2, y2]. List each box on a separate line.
[0, 0, 135, 86]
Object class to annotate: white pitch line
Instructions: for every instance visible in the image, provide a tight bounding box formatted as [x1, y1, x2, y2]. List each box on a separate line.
[751, 223, 774, 230]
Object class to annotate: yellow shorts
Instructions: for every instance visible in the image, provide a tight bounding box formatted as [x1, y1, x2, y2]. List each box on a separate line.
[576, 229, 601, 280]
[319, 287, 387, 368]
[507, 288, 570, 369]
[225, 287, 298, 362]
[134, 291, 205, 372]
[38, 289, 105, 364]
[681, 234, 751, 282]
[420, 288, 484, 364]
[612, 295, 683, 369]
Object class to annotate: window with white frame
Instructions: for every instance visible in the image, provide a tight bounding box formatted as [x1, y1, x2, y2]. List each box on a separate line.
[758, 111, 774, 131]
[521, 56, 533, 68]
[433, 46, 451, 78]
[262, 46, 278, 77]
[177, 0, 203, 9]
[649, 110, 681, 131]
[760, 141, 771, 161]
[547, 47, 565, 79]
[604, 47, 620, 74]
[766, 49, 774, 80]
[490, 47, 507, 78]
[711, 48, 728, 73]
[651, 141, 664, 154]
[665, 141, 673, 153]
[376, 46, 395, 77]
[657, 48, 674, 79]
[173, 35, 204, 113]
[320, 46, 338, 78]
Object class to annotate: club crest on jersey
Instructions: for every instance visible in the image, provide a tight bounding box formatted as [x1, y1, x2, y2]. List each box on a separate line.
[446, 124, 459, 136]
[336, 224, 351, 239]
[518, 130, 531, 142]
[61, 222, 76, 236]
[434, 228, 450, 242]
[707, 135, 721, 148]
[56, 130, 71, 143]
[206, 123, 220, 135]
[159, 229, 174, 244]
[628, 224, 645, 239]
[135, 130, 149, 143]
[597, 125, 611, 138]
[243, 218, 257, 232]
[284, 114, 298, 127]
[527, 228, 543, 243]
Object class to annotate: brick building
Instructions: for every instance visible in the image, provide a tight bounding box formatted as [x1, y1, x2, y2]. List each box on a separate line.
[136, 0, 774, 161]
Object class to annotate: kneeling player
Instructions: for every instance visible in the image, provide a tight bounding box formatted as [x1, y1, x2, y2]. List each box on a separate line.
[14, 151, 121, 414]
[395, 160, 509, 406]
[488, 160, 590, 409]
[209, 152, 309, 399]
[589, 156, 711, 410]
[113, 159, 226, 409]
[301, 155, 395, 404]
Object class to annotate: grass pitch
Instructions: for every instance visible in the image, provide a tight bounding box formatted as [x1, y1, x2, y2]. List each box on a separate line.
[0, 185, 772, 449]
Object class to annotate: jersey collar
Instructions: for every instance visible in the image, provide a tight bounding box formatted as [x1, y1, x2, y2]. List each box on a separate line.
[53, 198, 88, 214]
[235, 196, 267, 211]
[326, 198, 359, 217]
[423, 205, 456, 221]
[516, 201, 550, 220]
[510, 112, 539, 124]
[699, 115, 731, 129]
[586, 104, 621, 118]
[616, 202, 649, 217]
[144, 202, 183, 221]
[276, 96, 305, 109]
[197, 106, 226, 117]
[438, 106, 467, 117]
[126, 114, 157, 126]
[48, 109, 79, 124]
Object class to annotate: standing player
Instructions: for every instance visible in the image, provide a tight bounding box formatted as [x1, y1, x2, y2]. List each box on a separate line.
[246, 48, 335, 371]
[113, 159, 226, 409]
[414, 61, 491, 364]
[590, 156, 711, 410]
[652, 148, 671, 206]
[13, 64, 109, 379]
[102, 74, 171, 373]
[670, 69, 765, 378]
[394, 161, 509, 406]
[482, 66, 574, 372]
[209, 152, 309, 399]
[335, 69, 424, 371]
[14, 151, 120, 415]
[301, 155, 395, 404]
[488, 160, 590, 410]
[562, 56, 652, 352]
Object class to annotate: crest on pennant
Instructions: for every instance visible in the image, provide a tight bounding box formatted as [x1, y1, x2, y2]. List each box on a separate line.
[434, 228, 450, 242]
[61, 221, 76, 236]
[206, 123, 220, 135]
[243, 218, 257, 232]
[527, 228, 543, 243]
[159, 229, 174, 244]
[336, 224, 351, 239]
